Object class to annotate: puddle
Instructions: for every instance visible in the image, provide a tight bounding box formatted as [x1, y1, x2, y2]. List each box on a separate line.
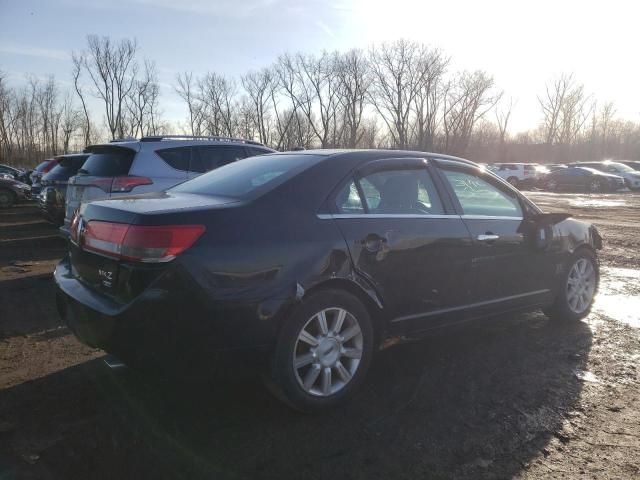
[593, 267, 640, 328]
[568, 198, 628, 208]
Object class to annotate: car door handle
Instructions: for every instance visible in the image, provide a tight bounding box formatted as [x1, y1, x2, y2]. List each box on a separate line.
[477, 233, 500, 241]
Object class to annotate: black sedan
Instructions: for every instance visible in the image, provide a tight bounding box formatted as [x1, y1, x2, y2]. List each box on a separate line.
[38, 153, 89, 225]
[55, 150, 602, 411]
[544, 166, 625, 192]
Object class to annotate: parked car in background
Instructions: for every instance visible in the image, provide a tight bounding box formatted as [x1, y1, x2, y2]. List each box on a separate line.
[487, 163, 544, 188]
[570, 161, 640, 190]
[56, 150, 602, 412]
[547, 164, 568, 172]
[0, 177, 31, 208]
[0, 164, 30, 183]
[30, 159, 58, 195]
[62, 135, 275, 236]
[618, 160, 640, 171]
[38, 153, 89, 225]
[544, 166, 625, 192]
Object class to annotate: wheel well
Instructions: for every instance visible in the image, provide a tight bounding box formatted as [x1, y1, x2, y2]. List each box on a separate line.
[303, 279, 386, 346]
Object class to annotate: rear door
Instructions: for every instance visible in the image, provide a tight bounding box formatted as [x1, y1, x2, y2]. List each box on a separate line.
[329, 158, 474, 333]
[65, 146, 136, 227]
[435, 161, 554, 315]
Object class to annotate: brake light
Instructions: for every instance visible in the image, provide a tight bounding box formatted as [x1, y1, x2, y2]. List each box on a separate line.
[82, 176, 153, 193]
[82, 221, 205, 263]
[70, 211, 80, 243]
[111, 176, 153, 192]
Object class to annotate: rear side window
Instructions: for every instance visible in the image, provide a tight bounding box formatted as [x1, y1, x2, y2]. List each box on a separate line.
[81, 148, 135, 176]
[157, 147, 190, 172]
[171, 153, 323, 199]
[442, 169, 522, 217]
[247, 147, 271, 157]
[189, 146, 248, 173]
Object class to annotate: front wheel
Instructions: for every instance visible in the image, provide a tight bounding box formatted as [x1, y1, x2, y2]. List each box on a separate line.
[588, 179, 604, 192]
[268, 290, 374, 412]
[544, 250, 599, 323]
[0, 189, 15, 208]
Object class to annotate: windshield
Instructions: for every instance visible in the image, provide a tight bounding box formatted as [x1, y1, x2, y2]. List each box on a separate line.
[606, 162, 634, 173]
[171, 153, 323, 199]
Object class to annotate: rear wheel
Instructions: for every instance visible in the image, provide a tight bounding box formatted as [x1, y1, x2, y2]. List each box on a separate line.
[546, 179, 558, 191]
[0, 189, 15, 208]
[588, 179, 604, 192]
[268, 290, 374, 412]
[507, 176, 519, 188]
[544, 250, 598, 322]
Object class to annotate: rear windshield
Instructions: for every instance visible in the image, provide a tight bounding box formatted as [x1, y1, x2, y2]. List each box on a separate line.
[171, 153, 322, 199]
[80, 148, 135, 176]
[44, 156, 88, 180]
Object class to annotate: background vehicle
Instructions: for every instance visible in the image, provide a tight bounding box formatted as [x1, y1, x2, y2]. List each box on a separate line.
[63, 135, 275, 235]
[487, 163, 544, 188]
[619, 160, 640, 171]
[38, 153, 89, 225]
[545, 166, 625, 192]
[30, 159, 58, 195]
[0, 164, 30, 183]
[55, 150, 602, 412]
[570, 161, 640, 190]
[0, 177, 31, 208]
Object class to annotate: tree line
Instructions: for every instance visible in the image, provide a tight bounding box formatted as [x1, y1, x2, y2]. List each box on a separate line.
[1, 35, 639, 167]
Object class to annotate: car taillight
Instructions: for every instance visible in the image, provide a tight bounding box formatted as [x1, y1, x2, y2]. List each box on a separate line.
[70, 211, 80, 243]
[82, 176, 153, 193]
[82, 221, 205, 263]
[111, 176, 153, 193]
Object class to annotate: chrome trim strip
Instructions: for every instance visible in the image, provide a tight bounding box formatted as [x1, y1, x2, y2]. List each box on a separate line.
[391, 289, 551, 323]
[317, 213, 460, 220]
[461, 215, 523, 221]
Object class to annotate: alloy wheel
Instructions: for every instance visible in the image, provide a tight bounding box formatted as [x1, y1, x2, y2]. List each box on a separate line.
[566, 258, 596, 314]
[589, 180, 602, 192]
[293, 307, 363, 397]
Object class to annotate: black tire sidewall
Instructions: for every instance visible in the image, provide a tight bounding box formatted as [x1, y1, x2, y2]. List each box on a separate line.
[271, 289, 374, 412]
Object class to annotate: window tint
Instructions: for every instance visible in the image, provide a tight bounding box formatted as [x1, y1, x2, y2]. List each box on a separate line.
[357, 169, 444, 215]
[442, 169, 522, 217]
[157, 147, 190, 171]
[171, 153, 323, 199]
[190, 146, 247, 173]
[81, 148, 135, 176]
[336, 180, 364, 213]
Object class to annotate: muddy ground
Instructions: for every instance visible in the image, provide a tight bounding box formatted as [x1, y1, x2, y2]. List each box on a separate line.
[0, 192, 639, 479]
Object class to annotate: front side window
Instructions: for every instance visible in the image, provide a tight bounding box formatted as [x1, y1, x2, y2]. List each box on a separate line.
[356, 168, 444, 215]
[442, 169, 522, 217]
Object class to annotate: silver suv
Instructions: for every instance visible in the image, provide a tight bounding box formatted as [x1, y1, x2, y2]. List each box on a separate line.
[63, 135, 274, 234]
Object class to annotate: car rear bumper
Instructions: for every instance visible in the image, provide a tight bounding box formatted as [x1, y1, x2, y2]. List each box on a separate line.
[54, 256, 287, 365]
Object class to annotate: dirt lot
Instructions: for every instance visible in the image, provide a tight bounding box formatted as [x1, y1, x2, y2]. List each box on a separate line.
[1, 192, 639, 479]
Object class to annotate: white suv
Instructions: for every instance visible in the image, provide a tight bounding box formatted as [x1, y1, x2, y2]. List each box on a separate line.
[487, 163, 545, 188]
[63, 135, 275, 235]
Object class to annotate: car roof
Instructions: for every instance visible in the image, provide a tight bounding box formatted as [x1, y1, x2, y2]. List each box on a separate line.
[282, 148, 478, 166]
[86, 136, 274, 153]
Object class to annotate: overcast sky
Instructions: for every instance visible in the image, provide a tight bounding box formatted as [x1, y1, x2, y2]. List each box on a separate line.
[1, 0, 638, 133]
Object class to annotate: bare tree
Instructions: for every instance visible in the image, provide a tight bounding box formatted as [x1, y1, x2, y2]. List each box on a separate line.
[125, 60, 161, 137]
[538, 73, 593, 145]
[71, 53, 92, 146]
[199, 72, 236, 137]
[368, 40, 429, 149]
[442, 70, 501, 156]
[175, 71, 204, 136]
[60, 94, 81, 153]
[335, 49, 371, 148]
[241, 67, 276, 144]
[77, 35, 138, 140]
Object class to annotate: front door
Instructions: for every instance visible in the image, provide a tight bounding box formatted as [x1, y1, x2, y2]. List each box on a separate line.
[435, 163, 555, 317]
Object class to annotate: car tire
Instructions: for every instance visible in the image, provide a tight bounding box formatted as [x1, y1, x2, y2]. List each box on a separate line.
[588, 179, 603, 193]
[268, 289, 374, 413]
[507, 176, 519, 188]
[0, 189, 15, 208]
[546, 179, 558, 191]
[544, 249, 599, 323]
